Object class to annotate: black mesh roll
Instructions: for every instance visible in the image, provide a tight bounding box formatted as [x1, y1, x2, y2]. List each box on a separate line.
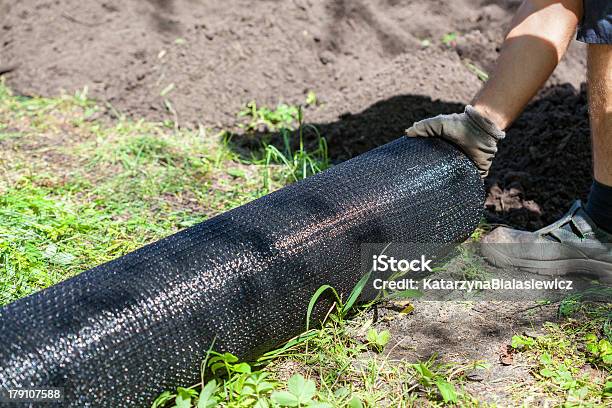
[0, 137, 484, 407]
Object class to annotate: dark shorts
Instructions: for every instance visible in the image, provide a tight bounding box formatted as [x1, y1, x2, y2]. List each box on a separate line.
[577, 0, 612, 44]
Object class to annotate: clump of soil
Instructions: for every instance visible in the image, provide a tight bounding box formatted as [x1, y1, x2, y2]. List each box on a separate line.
[0, 0, 591, 226]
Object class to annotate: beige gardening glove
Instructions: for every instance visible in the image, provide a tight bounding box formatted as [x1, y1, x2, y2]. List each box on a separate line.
[405, 105, 505, 178]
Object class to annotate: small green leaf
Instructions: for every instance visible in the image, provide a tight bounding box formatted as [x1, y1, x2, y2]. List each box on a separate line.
[305, 91, 317, 106]
[197, 380, 217, 408]
[299, 380, 316, 403]
[599, 339, 611, 355]
[367, 328, 391, 351]
[603, 380, 612, 396]
[42, 244, 75, 265]
[175, 388, 193, 408]
[540, 352, 553, 365]
[52, 251, 76, 265]
[233, 362, 252, 374]
[42, 243, 57, 258]
[253, 400, 269, 408]
[378, 330, 391, 347]
[348, 396, 363, 408]
[412, 363, 434, 382]
[271, 391, 299, 407]
[586, 342, 600, 355]
[151, 391, 174, 408]
[227, 168, 246, 178]
[257, 381, 274, 393]
[342, 271, 371, 315]
[222, 353, 238, 363]
[441, 32, 457, 46]
[511, 335, 535, 349]
[435, 379, 457, 403]
[539, 368, 554, 378]
[366, 328, 378, 344]
[567, 386, 588, 400]
[333, 387, 349, 398]
[287, 374, 316, 403]
[287, 374, 306, 394]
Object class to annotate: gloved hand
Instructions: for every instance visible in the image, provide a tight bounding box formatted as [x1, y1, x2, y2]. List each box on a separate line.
[405, 105, 505, 178]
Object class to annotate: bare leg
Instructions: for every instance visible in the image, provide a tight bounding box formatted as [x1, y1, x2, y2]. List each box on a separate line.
[588, 44, 612, 186]
[472, 0, 582, 130]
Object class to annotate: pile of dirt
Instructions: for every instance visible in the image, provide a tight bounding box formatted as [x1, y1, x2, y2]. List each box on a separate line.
[0, 0, 591, 229]
[486, 84, 592, 230]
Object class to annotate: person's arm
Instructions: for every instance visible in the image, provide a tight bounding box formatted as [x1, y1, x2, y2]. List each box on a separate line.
[406, 0, 583, 177]
[473, 0, 583, 130]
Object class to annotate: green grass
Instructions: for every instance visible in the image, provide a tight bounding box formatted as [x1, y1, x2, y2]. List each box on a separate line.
[0, 81, 326, 305]
[510, 296, 611, 406]
[236, 96, 330, 191]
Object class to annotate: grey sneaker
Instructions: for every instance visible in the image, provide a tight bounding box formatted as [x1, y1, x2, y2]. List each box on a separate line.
[481, 201, 612, 284]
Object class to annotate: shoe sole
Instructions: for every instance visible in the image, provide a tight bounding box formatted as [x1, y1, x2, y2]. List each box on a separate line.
[481, 245, 612, 285]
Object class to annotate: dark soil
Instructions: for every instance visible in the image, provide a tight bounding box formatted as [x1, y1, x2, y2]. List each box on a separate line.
[0, 0, 591, 227]
[486, 84, 592, 230]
